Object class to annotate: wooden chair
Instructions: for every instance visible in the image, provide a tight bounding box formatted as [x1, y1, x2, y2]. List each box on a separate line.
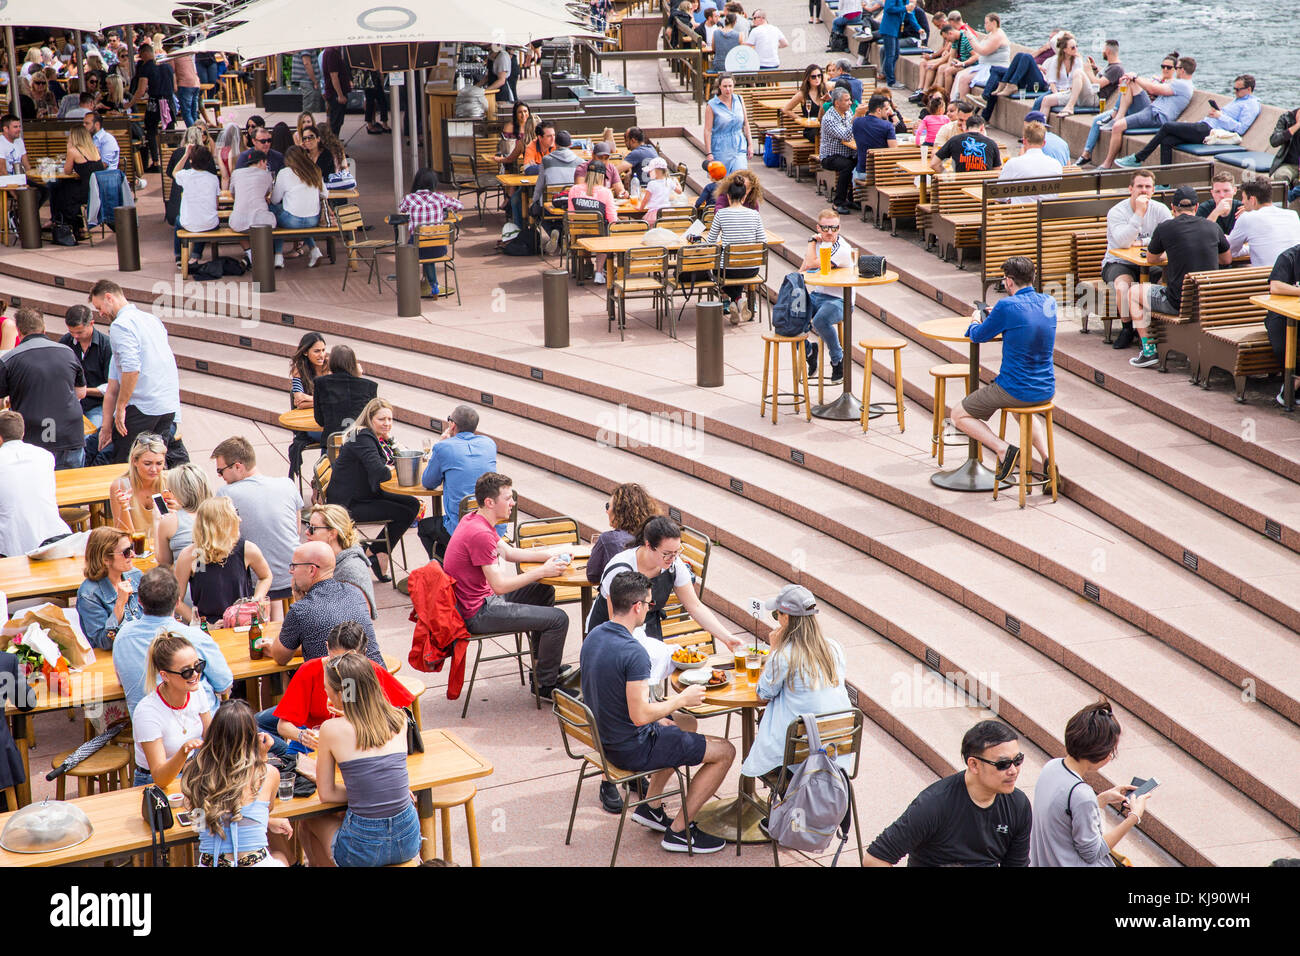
[553, 690, 692, 867]
[565, 209, 606, 285]
[995, 402, 1059, 508]
[859, 337, 907, 433]
[721, 242, 769, 326]
[653, 205, 695, 235]
[666, 242, 722, 336]
[416, 223, 459, 305]
[448, 153, 500, 224]
[929, 363, 971, 467]
[608, 220, 649, 234]
[1071, 228, 1114, 340]
[516, 516, 584, 609]
[761, 333, 812, 424]
[612, 245, 669, 340]
[752, 710, 866, 866]
[335, 203, 394, 294]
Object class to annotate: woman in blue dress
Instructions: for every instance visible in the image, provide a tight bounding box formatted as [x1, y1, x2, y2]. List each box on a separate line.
[703, 73, 754, 174]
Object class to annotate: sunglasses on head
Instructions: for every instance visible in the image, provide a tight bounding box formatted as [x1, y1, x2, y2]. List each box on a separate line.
[163, 659, 207, 681]
[972, 752, 1025, 772]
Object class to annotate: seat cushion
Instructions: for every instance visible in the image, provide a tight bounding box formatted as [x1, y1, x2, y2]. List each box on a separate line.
[1050, 106, 1099, 115]
[1212, 150, 1276, 171]
[1174, 143, 1248, 157]
[1123, 127, 1159, 136]
[898, 48, 933, 56]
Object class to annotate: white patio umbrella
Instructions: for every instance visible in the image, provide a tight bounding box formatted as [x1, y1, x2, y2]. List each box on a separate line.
[179, 0, 604, 204]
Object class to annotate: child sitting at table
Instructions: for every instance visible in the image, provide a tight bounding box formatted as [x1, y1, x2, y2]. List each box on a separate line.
[640, 156, 683, 226]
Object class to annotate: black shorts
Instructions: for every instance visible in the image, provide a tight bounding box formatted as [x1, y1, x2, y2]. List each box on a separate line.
[609, 722, 707, 773]
[1102, 260, 1163, 286]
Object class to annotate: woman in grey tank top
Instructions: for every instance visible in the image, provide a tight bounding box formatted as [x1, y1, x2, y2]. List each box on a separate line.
[155, 463, 212, 568]
[955, 13, 1011, 101]
[296, 653, 422, 867]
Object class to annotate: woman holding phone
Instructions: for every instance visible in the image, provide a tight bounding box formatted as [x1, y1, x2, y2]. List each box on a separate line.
[1029, 698, 1152, 866]
[108, 433, 168, 538]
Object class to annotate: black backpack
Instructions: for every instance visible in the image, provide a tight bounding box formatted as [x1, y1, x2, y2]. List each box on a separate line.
[191, 256, 249, 280]
[500, 226, 540, 256]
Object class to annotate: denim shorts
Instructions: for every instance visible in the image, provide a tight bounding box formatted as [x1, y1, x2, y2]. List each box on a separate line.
[332, 802, 421, 867]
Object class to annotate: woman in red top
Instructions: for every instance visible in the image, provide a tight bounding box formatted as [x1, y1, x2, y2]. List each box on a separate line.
[272, 620, 415, 752]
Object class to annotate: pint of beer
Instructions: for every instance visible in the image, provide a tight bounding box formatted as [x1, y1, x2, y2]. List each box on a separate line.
[818, 243, 833, 274]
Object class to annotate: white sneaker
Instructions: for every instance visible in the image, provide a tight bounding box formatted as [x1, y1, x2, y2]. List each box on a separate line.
[243, 249, 253, 263]
[593, 271, 606, 285]
[307, 246, 323, 268]
[543, 229, 559, 256]
[274, 253, 285, 269]
[134, 178, 147, 190]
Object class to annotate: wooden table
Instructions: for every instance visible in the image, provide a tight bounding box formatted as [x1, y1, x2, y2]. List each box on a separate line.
[520, 543, 596, 634]
[917, 315, 1001, 492]
[0, 728, 491, 866]
[1250, 294, 1299, 411]
[380, 472, 443, 526]
[4, 623, 283, 807]
[671, 666, 769, 843]
[804, 267, 901, 420]
[55, 462, 123, 527]
[0, 553, 156, 602]
[277, 408, 319, 432]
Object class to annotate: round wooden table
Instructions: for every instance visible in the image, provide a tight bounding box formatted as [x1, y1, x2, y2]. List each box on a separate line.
[917, 315, 1001, 492]
[804, 267, 900, 420]
[522, 544, 596, 634]
[277, 408, 319, 432]
[671, 667, 769, 844]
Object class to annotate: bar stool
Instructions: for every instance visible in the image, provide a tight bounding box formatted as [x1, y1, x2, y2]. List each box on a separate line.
[814, 321, 843, 404]
[858, 337, 907, 433]
[59, 507, 91, 532]
[760, 333, 812, 424]
[2, 786, 17, 811]
[995, 402, 1059, 508]
[50, 744, 130, 799]
[929, 363, 971, 466]
[426, 782, 482, 867]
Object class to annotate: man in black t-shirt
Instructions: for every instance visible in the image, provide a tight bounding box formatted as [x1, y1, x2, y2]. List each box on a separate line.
[0, 309, 86, 469]
[865, 720, 1032, 867]
[1196, 172, 1243, 236]
[931, 113, 1001, 174]
[59, 305, 112, 427]
[129, 43, 162, 170]
[1265, 241, 1300, 406]
[1130, 185, 1231, 368]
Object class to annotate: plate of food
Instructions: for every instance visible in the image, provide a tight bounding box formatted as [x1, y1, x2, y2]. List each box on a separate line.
[671, 646, 711, 670]
[680, 667, 728, 687]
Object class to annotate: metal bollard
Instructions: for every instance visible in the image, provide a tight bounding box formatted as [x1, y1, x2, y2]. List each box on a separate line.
[114, 206, 140, 271]
[251, 68, 267, 108]
[17, 187, 40, 248]
[395, 244, 421, 317]
[696, 301, 724, 387]
[250, 225, 275, 293]
[542, 270, 570, 348]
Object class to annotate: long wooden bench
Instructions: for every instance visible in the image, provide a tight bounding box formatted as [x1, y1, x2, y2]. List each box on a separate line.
[177, 224, 339, 278]
[870, 144, 925, 233]
[930, 169, 999, 263]
[1151, 267, 1274, 398]
[21, 120, 137, 182]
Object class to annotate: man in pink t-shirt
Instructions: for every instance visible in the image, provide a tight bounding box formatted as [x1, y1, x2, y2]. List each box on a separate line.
[443, 471, 572, 698]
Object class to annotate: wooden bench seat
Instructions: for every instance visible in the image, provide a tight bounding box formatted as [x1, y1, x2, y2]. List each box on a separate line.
[930, 170, 999, 265]
[177, 224, 338, 278]
[1071, 228, 1112, 338]
[865, 144, 922, 232]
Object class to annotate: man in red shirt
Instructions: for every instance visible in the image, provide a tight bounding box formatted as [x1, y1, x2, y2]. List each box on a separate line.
[443, 472, 571, 699]
[272, 620, 416, 751]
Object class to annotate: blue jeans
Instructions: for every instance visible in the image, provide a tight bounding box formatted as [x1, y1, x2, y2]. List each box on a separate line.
[981, 55, 1047, 120]
[134, 768, 154, 787]
[332, 803, 421, 867]
[809, 292, 844, 364]
[178, 87, 200, 126]
[880, 34, 900, 85]
[271, 204, 320, 253]
[256, 707, 290, 757]
[53, 447, 84, 470]
[831, 12, 860, 35]
[1083, 93, 1151, 154]
[85, 405, 103, 427]
[174, 227, 207, 261]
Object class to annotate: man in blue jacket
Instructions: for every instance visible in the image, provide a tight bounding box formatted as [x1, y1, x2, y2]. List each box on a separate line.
[868, 0, 916, 88]
[949, 256, 1057, 481]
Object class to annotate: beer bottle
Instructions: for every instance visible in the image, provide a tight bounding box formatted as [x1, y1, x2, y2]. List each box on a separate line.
[199, 616, 210, 634]
[249, 613, 264, 661]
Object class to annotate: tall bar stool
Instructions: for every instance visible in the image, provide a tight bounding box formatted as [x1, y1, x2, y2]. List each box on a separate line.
[760, 333, 812, 424]
[426, 782, 482, 867]
[929, 363, 971, 466]
[858, 337, 907, 433]
[813, 321, 843, 404]
[995, 402, 1059, 508]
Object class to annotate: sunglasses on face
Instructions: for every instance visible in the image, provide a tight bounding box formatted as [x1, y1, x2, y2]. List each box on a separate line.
[819, 223, 840, 231]
[302, 133, 316, 140]
[1233, 86, 1247, 93]
[972, 752, 1025, 772]
[163, 659, 207, 681]
[1161, 63, 1175, 70]
[256, 137, 271, 144]
[118, 546, 135, 558]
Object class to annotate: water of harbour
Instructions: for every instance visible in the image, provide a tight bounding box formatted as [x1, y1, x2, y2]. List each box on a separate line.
[956, 0, 1300, 110]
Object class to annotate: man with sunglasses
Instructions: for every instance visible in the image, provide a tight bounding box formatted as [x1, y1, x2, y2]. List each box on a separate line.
[235, 124, 285, 176]
[796, 208, 857, 383]
[1098, 56, 1197, 170]
[865, 720, 1031, 866]
[112, 568, 233, 716]
[271, 540, 383, 666]
[1119, 74, 1259, 168]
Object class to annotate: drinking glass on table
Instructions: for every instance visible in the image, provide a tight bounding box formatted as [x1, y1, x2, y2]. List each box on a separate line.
[278, 772, 296, 801]
[745, 652, 762, 685]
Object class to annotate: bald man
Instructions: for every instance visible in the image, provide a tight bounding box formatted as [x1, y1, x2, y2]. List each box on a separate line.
[271, 541, 382, 665]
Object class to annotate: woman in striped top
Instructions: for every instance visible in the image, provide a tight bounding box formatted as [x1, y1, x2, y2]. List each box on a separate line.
[290, 332, 329, 410]
[705, 177, 767, 322]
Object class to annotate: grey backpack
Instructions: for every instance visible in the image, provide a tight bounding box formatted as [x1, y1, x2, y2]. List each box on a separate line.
[767, 712, 853, 864]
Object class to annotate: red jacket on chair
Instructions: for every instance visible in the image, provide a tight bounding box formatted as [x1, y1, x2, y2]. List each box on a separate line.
[407, 560, 469, 699]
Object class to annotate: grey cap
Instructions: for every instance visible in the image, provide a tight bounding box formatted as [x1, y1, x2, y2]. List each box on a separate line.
[762, 584, 818, 617]
[593, 140, 613, 155]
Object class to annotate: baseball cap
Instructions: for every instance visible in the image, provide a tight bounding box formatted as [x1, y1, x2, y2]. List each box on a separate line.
[1024, 110, 1048, 124]
[645, 156, 669, 173]
[761, 584, 818, 617]
[555, 130, 572, 148]
[1172, 185, 1198, 207]
[593, 141, 613, 156]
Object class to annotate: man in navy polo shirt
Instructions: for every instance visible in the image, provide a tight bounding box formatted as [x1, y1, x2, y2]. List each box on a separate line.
[853, 93, 899, 178]
[579, 570, 735, 854]
[421, 404, 498, 558]
[949, 256, 1057, 481]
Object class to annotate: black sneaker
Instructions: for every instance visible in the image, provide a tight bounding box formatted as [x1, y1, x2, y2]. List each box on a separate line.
[829, 361, 843, 383]
[996, 444, 1019, 482]
[661, 822, 727, 854]
[907, 90, 925, 104]
[632, 803, 673, 833]
[599, 781, 623, 814]
[1130, 346, 1159, 368]
[806, 339, 819, 368]
[625, 776, 650, 799]
[536, 683, 560, 701]
[1113, 324, 1136, 349]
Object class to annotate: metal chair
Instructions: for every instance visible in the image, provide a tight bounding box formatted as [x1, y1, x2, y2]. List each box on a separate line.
[611, 245, 669, 340]
[654, 204, 695, 235]
[553, 690, 692, 866]
[415, 223, 459, 305]
[721, 242, 770, 325]
[564, 209, 606, 285]
[515, 516, 584, 608]
[335, 203, 394, 294]
[751, 709, 865, 865]
[666, 242, 723, 336]
[448, 153, 500, 224]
